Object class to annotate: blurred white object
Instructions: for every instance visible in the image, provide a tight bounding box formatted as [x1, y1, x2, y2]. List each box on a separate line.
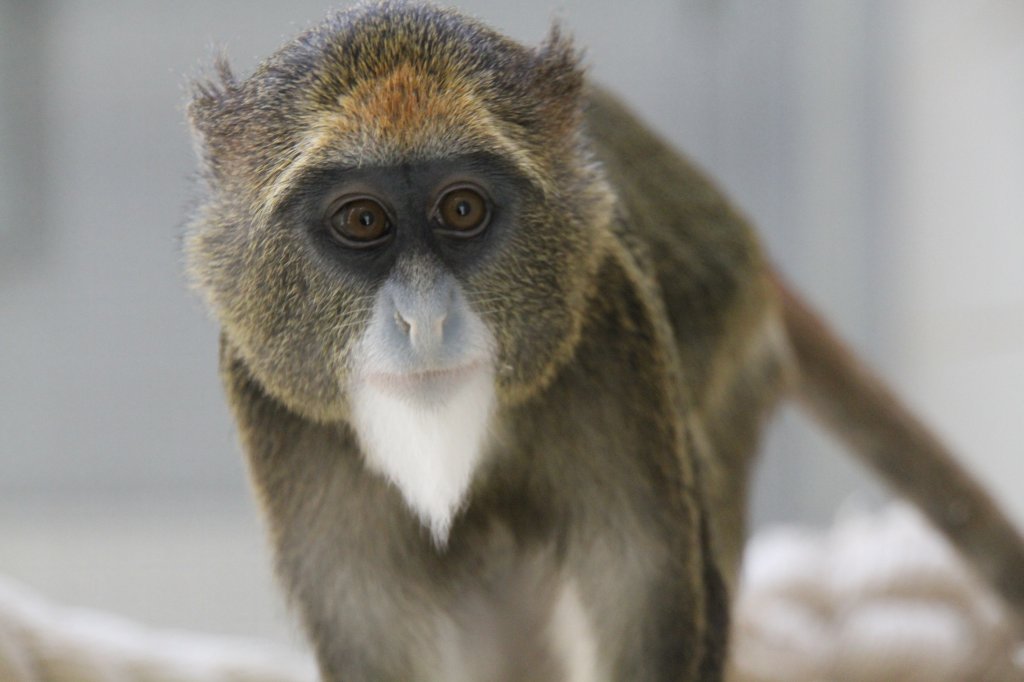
[0, 576, 315, 682]
[728, 504, 1024, 682]
[1, 504, 1021, 681]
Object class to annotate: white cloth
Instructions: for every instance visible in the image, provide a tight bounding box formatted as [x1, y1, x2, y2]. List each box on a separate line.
[728, 505, 1024, 682]
[0, 575, 315, 682]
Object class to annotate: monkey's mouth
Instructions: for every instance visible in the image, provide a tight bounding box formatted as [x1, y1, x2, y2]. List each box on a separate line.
[361, 361, 490, 402]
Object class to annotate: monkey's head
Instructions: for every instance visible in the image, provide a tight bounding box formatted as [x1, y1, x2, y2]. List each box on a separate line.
[188, 4, 615, 538]
[187, 2, 613, 424]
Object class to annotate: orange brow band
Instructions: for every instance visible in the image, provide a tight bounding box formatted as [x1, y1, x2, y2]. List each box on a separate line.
[256, 68, 553, 223]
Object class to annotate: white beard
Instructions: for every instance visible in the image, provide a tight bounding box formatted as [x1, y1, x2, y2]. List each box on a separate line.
[349, 366, 496, 545]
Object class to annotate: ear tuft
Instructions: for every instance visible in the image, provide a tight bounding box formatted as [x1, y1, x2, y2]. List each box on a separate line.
[534, 21, 585, 104]
[529, 21, 586, 139]
[188, 52, 237, 142]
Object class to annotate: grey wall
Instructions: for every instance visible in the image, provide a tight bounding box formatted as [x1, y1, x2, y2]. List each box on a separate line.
[1, 0, 1020, 642]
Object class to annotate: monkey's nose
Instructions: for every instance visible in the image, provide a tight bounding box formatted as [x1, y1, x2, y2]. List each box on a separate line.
[394, 307, 447, 350]
[389, 282, 455, 355]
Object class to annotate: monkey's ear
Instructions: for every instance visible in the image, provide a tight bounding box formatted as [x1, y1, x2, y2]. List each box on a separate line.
[187, 54, 237, 149]
[530, 22, 586, 131]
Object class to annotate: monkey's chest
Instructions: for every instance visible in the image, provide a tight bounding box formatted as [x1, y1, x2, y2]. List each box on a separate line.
[429, 546, 604, 682]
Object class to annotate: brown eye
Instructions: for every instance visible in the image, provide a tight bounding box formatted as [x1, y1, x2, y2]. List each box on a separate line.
[435, 186, 490, 236]
[328, 198, 392, 246]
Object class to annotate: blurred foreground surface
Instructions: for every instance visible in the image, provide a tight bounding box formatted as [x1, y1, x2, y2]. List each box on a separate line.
[2, 505, 1021, 682]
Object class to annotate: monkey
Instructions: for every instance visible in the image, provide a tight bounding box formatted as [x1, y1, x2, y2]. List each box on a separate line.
[184, 2, 1024, 680]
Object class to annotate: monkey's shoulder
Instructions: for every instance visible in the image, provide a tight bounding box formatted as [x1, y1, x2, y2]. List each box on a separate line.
[583, 87, 776, 392]
[583, 86, 763, 283]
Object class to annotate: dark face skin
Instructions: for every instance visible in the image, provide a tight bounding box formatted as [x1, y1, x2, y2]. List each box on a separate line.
[288, 153, 530, 288]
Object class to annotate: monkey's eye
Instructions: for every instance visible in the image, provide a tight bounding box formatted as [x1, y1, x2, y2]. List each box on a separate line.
[327, 197, 393, 247]
[433, 185, 491, 236]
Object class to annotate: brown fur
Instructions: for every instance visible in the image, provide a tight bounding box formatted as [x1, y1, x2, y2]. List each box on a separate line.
[186, 3, 1023, 680]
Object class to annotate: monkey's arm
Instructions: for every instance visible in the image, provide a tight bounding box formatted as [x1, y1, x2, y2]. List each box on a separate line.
[779, 278, 1024, 620]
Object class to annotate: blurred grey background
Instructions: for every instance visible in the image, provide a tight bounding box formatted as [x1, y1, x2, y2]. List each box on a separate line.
[1, 0, 1022, 649]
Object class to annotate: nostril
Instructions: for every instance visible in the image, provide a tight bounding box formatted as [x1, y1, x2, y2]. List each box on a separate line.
[394, 309, 412, 336]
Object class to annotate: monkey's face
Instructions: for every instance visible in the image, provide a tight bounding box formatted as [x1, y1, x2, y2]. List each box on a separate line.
[189, 146, 607, 417]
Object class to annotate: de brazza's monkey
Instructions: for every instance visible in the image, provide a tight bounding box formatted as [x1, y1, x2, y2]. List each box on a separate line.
[185, 3, 1024, 680]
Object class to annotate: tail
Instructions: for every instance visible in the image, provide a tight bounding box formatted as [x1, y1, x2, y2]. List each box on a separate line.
[776, 277, 1024, 621]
